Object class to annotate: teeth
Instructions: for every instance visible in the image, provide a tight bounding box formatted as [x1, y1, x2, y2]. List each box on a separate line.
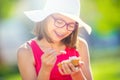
[57, 32, 62, 36]
[56, 32, 64, 37]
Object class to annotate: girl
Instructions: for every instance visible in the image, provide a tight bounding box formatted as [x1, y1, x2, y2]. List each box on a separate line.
[17, 0, 93, 80]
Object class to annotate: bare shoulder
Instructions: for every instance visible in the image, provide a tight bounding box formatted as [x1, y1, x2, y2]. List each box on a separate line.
[76, 37, 90, 63]
[17, 42, 31, 56]
[17, 42, 37, 79]
[17, 42, 34, 63]
[77, 37, 93, 80]
[77, 37, 88, 49]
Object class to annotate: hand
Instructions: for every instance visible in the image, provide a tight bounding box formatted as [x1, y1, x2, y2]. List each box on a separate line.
[58, 60, 84, 75]
[41, 48, 57, 72]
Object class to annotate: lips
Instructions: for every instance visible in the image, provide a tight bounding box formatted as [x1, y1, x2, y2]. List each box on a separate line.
[54, 30, 65, 39]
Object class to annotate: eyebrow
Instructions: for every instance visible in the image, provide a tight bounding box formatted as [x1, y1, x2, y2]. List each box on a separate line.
[52, 15, 77, 24]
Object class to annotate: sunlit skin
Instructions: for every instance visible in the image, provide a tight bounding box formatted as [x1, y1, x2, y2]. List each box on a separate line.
[17, 13, 93, 80]
[47, 14, 75, 43]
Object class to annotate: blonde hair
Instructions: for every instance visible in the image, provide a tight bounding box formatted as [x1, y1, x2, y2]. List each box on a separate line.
[33, 15, 79, 48]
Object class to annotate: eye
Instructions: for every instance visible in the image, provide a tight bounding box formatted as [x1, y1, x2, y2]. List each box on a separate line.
[55, 19, 65, 27]
[56, 19, 64, 24]
[67, 23, 75, 31]
[69, 24, 75, 28]
[69, 25, 74, 28]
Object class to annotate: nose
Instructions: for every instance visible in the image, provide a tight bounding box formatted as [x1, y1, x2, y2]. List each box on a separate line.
[59, 25, 68, 33]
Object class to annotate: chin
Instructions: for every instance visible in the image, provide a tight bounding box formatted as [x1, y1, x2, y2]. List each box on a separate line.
[52, 38, 62, 43]
[52, 40, 61, 43]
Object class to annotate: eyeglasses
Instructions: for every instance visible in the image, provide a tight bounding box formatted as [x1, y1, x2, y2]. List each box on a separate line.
[51, 15, 78, 31]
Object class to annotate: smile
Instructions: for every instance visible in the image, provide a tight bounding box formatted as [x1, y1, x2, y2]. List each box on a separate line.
[54, 31, 65, 38]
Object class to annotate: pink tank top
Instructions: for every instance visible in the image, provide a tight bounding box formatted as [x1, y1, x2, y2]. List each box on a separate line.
[29, 40, 80, 80]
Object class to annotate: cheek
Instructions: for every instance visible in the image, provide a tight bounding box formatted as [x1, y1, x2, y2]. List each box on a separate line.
[59, 32, 72, 40]
[47, 26, 56, 36]
[65, 31, 72, 37]
[47, 26, 55, 34]
[47, 22, 56, 32]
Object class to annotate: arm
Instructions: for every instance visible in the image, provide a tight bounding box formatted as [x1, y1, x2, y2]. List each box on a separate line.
[17, 43, 57, 80]
[71, 37, 93, 80]
[17, 44, 37, 80]
[58, 37, 93, 80]
[37, 48, 57, 80]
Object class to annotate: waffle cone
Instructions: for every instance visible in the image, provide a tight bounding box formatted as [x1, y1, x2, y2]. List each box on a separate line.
[71, 59, 79, 67]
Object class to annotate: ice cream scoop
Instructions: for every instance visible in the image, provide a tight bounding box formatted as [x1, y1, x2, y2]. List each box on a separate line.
[57, 56, 81, 68]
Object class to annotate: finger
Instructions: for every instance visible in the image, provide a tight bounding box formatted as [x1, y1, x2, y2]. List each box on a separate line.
[68, 62, 76, 72]
[44, 48, 54, 53]
[41, 49, 56, 62]
[67, 61, 81, 73]
[46, 57, 57, 66]
[62, 63, 72, 74]
[42, 48, 53, 57]
[46, 53, 57, 65]
[44, 48, 52, 52]
[46, 50, 57, 59]
[74, 67, 80, 72]
[78, 61, 84, 67]
[47, 53, 57, 62]
[58, 68, 64, 75]
[44, 49, 56, 57]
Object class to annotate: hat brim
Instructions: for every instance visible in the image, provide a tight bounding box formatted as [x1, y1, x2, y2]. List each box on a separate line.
[24, 10, 92, 34]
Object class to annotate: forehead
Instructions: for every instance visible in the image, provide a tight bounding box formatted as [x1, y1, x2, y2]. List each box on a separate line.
[52, 13, 76, 22]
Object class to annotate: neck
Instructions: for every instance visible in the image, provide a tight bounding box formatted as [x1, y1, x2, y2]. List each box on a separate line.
[38, 38, 63, 49]
[36, 38, 66, 55]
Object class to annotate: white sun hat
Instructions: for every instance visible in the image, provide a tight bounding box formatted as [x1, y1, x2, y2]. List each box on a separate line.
[24, 0, 92, 34]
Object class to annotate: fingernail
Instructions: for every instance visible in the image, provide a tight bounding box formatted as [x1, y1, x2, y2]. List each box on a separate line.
[79, 61, 84, 65]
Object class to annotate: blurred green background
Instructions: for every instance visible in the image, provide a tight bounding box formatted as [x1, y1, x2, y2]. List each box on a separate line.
[0, 0, 120, 80]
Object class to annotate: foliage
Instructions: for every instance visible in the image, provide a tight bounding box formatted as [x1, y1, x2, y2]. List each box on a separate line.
[92, 58, 120, 80]
[94, 0, 120, 36]
[0, 0, 19, 20]
[82, 0, 120, 36]
[1, 57, 120, 80]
